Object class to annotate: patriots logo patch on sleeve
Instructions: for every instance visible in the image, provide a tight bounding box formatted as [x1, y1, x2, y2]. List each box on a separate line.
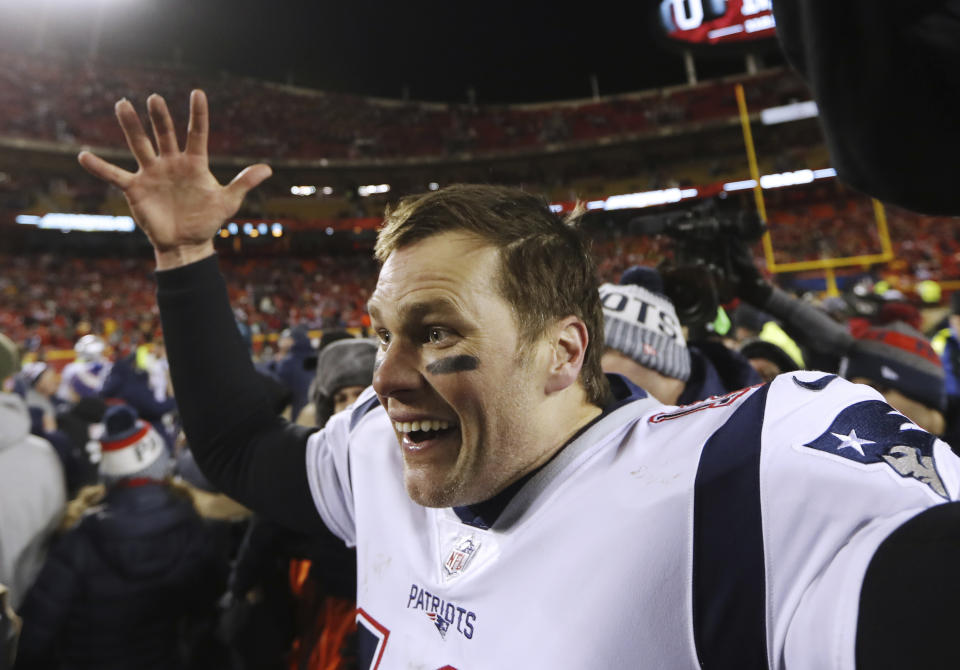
[803, 400, 948, 498]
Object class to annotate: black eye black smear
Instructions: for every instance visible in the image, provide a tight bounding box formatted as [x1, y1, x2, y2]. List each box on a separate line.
[426, 355, 480, 375]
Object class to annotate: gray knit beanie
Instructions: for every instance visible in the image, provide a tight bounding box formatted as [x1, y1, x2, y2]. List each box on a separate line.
[313, 338, 377, 425]
[600, 281, 691, 382]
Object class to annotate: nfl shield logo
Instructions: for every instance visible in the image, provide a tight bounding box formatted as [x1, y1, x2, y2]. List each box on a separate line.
[443, 536, 480, 577]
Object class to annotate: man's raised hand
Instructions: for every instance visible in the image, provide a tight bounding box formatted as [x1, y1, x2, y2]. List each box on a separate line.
[78, 90, 271, 269]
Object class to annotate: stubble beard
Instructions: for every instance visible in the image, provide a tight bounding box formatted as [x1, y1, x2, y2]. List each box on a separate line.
[404, 464, 467, 508]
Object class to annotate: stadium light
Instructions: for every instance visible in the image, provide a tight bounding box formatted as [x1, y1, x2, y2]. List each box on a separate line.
[291, 185, 317, 196]
[605, 188, 686, 210]
[759, 169, 814, 189]
[16, 213, 135, 232]
[358, 184, 390, 197]
[723, 179, 758, 192]
[761, 101, 818, 126]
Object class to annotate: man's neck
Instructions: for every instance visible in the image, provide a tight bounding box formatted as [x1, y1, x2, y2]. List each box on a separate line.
[454, 401, 603, 529]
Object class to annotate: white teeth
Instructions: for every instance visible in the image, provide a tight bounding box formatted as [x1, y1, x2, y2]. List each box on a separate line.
[394, 420, 453, 433]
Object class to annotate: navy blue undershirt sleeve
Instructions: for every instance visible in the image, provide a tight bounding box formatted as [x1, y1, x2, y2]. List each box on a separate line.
[156, 255, 325, 534]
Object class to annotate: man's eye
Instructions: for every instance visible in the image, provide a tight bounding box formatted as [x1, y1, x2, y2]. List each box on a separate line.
[427, 327, 450, 345]
[376, 330, 391, 347]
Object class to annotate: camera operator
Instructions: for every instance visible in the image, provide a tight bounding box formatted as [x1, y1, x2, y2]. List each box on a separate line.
[729, 237, 856, 367]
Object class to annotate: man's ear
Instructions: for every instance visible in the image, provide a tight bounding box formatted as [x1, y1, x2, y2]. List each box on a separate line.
[544, 316, 589, 394]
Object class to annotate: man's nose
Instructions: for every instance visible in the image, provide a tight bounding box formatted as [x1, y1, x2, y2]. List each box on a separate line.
[372, 341, 422, 399]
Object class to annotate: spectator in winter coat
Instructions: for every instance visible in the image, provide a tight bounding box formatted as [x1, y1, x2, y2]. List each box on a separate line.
[15, 363, 64, 438]
[599, 268, 760, 405]
[100, 353, 177, 449]
[14, 361, 99, 498]
[273, 326, 316, 420]
[0, 334, 66, 612]
[15, 405, 224, 670]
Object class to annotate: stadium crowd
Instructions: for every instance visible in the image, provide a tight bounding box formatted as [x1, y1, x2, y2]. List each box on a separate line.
[5, 192, 960, 367]
[0, 48, 809, 161]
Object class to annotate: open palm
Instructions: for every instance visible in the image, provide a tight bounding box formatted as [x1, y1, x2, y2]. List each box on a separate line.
[78, 90, 271, 268]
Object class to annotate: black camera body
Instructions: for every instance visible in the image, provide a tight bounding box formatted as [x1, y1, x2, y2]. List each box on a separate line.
[628, 202, 766, 328]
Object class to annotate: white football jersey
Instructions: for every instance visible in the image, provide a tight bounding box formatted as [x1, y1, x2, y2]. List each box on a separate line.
[306, 371, 960, 669]
[57, 359, 111, 400]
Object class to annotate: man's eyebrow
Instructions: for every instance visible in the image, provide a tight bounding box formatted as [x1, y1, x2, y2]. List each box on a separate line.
[366, 297, 460, 323]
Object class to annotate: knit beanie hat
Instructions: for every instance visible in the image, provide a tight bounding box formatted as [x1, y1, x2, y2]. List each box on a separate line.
[738, 338, 800, 374]
[875, 301, 922, 331]
[839, 321, 946, 411]
[18, 362, 48, 389]
[313, 338, 377, 424]
[600, 268, 691, 382]
[99, 405, 172, 485]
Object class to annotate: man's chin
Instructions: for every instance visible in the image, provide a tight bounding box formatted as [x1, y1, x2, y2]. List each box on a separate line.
[404, 472, 464, 508]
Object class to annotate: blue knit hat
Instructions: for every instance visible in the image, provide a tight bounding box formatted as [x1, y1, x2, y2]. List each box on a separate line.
[839, 322, 946, 411]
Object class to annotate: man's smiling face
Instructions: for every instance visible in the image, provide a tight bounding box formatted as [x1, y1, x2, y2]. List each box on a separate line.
[368, 230, 554, 508]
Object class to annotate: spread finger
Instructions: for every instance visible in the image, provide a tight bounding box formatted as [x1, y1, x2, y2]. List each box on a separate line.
[148, 93, 180, 155]
[184, 89, 208, 157]
[114, 99, 156, 167]
[77, 151, 136, 191]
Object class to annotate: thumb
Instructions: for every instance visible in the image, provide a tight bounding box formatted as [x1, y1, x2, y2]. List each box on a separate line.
[225, 163, 272, 203]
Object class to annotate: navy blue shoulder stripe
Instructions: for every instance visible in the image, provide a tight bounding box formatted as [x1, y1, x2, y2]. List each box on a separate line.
[692, 383, 771, 670]
[792, 373, 837, 391]
[350, 394, 381, 430]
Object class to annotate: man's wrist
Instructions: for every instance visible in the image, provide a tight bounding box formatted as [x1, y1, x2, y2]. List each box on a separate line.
[154, 241, 216, 271]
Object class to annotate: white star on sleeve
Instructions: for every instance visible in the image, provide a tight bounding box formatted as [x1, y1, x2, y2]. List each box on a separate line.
[831, 429, 875, 456]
